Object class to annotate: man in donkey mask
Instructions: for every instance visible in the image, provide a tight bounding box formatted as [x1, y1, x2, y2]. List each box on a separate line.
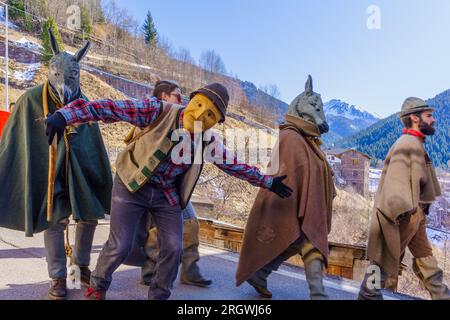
[236, 75, 336, 300]
[0, 29, 113, 300]
[358, 97, 450, 300]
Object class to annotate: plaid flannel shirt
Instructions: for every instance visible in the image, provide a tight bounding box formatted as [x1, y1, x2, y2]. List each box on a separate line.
[58, 98, 273, 206]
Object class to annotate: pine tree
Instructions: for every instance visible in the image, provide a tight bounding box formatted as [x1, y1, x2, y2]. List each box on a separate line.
[8, 0, 25, 21]
[40, 16, 64, 64]
[80, 4, 93, 38]
[8, 0, 32, 31]
[142, 11, 158, 45]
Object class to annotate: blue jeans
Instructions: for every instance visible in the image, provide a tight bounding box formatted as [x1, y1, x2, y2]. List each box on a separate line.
[44, 219, 97, 279]
[140, 202, 198, 284]
[90, 176, 183, 300]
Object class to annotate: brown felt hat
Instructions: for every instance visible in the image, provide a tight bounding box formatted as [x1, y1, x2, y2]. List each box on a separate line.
[190, 83, 229, 123]
[399, 97, 434, 118]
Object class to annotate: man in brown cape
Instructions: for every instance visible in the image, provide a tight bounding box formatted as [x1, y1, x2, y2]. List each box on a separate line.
[358, 97, 450, 300]
[236, 75, 336, 300]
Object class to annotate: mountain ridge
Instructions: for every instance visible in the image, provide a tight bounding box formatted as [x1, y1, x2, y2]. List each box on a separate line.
[335, 89, 450, 167]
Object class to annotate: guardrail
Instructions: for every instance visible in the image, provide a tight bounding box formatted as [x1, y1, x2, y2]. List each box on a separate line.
[197, 217, 369, 281]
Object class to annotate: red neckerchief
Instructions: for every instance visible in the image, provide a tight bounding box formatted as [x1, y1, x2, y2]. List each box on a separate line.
[402, 128, 425, 141]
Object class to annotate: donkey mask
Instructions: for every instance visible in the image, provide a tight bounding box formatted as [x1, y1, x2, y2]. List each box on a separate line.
[47, 28, 91, 105]
[287, 75, 329, 135]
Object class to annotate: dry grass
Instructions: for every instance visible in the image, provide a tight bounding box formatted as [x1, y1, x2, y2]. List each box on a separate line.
[329, 189, 372, 246]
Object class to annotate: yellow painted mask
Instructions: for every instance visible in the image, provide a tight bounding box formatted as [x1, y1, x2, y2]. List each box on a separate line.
[183, 93, 222, 133]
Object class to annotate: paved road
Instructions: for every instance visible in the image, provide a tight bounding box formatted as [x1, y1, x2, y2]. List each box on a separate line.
[0, 222, 408, 300]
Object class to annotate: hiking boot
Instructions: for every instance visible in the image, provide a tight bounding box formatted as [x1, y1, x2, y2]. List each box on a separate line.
[181, 262, 212, 288]
[304, 258, 329, 300]
[48, 279, 67, 300]
[413, 256, 450, 300]
[181, 276, 213, 288]
[246, 278, 272, 299]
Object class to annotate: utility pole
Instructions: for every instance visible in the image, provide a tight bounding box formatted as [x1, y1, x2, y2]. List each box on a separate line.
[1, 1, 9, 112]
[5, 2, 8, 112]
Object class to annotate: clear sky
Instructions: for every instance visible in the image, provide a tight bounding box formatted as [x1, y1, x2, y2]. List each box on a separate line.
[114, 0, 450, 117]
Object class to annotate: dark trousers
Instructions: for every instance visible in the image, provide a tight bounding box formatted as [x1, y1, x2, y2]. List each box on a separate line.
[141, 203, 199, 284]
[91, 176, 183, 300]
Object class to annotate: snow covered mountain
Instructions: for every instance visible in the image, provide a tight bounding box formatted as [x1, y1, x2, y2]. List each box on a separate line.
[323, 99, 381, 143]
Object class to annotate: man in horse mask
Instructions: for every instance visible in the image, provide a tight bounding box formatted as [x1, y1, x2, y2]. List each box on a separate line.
[236, 75, 336, 300]
[0, 29, 113, 300]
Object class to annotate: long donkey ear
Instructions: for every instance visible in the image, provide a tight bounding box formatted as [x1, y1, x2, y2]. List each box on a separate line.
[305, 75, 313, 96]
[48, 27, 60, 55]
[74, 41, 91, 62]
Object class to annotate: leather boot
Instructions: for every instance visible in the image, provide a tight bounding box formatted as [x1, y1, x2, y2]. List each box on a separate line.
[247, 274, 272, 298]
[357, 263, 391, 300]
[48, 279, 67, 300]
[180, 218, 212, 287]
[413, 256, 450, 300]
[304, 257, 329, 300]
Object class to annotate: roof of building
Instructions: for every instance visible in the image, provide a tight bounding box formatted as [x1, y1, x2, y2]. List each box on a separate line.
[324, 148, 372, 160]
[323, 148, 346, 156]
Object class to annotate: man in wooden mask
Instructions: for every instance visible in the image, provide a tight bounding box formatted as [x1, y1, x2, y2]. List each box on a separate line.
[45, 82, 293, 300]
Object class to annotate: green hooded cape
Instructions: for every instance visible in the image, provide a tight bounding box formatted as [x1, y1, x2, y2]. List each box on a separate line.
[0, 84, 113, 237]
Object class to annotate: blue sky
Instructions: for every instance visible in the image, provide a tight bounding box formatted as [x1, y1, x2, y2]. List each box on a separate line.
[114, 0, 450, 117]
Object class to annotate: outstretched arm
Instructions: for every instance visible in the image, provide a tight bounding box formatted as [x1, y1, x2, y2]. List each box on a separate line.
[57, 98, 163, 128]
[212, 141, 292, 198]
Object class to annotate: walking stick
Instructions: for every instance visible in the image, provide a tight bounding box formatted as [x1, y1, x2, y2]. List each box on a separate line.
[42, 81, 57, 222]
[47, 138, 57, 222]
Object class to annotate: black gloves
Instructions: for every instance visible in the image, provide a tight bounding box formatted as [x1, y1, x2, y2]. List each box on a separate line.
[45, 112, 67, 145]
[269, 175, 293, 199]
[422, 203, 431, 216]
[397, 207, 417, 223]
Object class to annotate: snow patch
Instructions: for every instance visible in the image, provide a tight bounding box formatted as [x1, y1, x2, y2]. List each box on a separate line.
[369, 169, 382, 179]
[13, 37, 43, 52]
[324, 99, 380, 121]
[130, 62, 153, 70]
[13, 63, 41, 82]
[0, 6, 20, 30]
[426, 228, 448, 249]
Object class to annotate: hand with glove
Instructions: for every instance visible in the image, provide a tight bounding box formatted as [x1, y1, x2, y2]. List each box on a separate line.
[397, 207, 417, 223]
[45, 112, 67, 145]
[269, 175, 293, 199]
[421, 203, 431, 216]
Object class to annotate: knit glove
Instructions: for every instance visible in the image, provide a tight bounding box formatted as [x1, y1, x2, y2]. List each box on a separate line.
[269, 175, 293, 199]
[45, 112, 67, 145]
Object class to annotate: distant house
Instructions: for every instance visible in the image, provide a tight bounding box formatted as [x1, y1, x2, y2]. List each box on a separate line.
[325, 149, 343, 166]
[324, 148, 371, 198]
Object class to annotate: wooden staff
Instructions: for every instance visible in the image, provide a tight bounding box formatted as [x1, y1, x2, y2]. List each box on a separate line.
[42, 81, 57, 223]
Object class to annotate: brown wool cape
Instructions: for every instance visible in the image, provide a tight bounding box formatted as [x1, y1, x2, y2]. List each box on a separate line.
[236, 115, 336, 286]
[367, 134, 441, 277]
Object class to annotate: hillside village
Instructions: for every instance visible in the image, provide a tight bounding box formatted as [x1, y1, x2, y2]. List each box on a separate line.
[0, 1, 449, 300]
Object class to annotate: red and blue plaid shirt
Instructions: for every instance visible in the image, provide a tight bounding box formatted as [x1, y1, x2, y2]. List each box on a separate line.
[58, 98, 273, 206]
